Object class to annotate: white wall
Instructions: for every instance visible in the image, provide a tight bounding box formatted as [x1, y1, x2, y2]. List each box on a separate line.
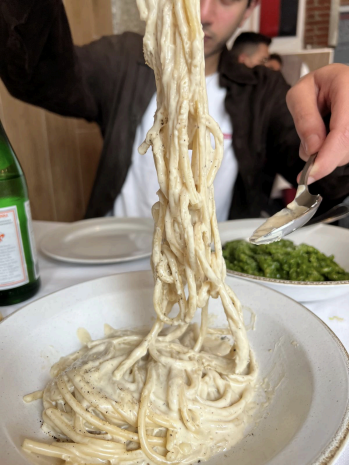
[111, 0, 144, 34]
[229, 0, 307, 53]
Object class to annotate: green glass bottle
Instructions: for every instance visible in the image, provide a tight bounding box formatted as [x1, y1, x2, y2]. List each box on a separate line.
[0, 120, 40, 306]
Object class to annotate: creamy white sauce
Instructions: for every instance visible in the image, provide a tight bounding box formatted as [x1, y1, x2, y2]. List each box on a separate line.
[22, 325, 257, 464]
[23, 390, 43, 403]
[77, 327, 92, 345]
[250, 186, 308, 245]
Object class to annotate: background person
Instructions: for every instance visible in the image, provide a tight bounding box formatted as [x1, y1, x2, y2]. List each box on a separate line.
[266, 53, 283, 72]
[231, 31, 271, 68]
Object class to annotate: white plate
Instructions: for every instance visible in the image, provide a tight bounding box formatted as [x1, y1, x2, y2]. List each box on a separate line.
[40, 217, 154, 264]
[219, 219, 349, 303]
[1, 271, 349, 465]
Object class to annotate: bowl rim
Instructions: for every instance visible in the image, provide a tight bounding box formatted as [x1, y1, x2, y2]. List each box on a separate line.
[226, 268, 349, 287]
[2, 270, 349, 464]
[220, 220, 349, 287]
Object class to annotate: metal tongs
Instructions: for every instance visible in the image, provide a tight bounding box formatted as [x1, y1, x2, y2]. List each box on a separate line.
[249, 154, 323, 245]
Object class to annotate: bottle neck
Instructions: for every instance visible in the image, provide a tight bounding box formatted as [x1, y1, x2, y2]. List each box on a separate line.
[0, 120, 23, 178]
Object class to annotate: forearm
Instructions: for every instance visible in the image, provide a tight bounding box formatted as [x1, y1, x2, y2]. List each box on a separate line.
[0, 0, 99, 121]
[0, 0, 65, 80]
[1, 0, 37, 23]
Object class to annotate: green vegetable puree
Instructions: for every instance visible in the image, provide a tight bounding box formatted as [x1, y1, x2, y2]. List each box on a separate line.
[223, 239, 349, 282]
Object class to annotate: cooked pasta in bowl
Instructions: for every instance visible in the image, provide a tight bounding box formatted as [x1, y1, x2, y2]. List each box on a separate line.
[1, 271, 349, 465]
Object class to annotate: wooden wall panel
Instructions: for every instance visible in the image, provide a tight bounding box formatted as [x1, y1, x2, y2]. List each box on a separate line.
[77, 123, 104, 204]
[63, 0, 112, 208]
[92, 0, 114, 37]
[44, 112, 85, 221]
[282, 50, 332, 86]
[299, 51, 332, 72]
[0, 0, 112, 222]
[64, 0, 95, 45]
[0, 82, 57, 221]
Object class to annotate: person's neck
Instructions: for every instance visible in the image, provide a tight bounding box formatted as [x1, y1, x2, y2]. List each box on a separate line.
[205, 52, 221, 76]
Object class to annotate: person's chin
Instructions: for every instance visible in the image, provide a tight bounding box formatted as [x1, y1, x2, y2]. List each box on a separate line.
[204, 42, 216, 58]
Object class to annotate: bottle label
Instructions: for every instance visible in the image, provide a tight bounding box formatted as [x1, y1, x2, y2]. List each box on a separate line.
[0, 206, 29, 289]
[24, 200, 39, 279]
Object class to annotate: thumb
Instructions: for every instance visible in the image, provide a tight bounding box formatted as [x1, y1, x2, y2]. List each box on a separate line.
[286, 76, 327, 158]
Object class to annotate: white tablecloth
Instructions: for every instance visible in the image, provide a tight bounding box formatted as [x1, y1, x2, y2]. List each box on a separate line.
[2, 220, 349, 463]
[1, 221, 152, 320]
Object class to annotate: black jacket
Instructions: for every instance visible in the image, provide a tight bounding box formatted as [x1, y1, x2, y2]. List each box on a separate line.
[1, 0, 348, 218]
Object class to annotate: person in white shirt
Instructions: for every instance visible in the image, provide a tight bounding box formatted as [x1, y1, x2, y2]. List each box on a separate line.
[114, 72, 237, 222]
[2, 0, 349, 221]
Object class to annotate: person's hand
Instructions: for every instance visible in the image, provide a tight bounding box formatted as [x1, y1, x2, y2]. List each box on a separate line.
[286, 63, 349, 184]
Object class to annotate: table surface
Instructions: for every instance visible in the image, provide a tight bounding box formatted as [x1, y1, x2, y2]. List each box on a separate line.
[1, 220, 349, 464]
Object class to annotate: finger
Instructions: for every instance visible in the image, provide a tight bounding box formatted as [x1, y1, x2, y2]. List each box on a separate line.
[297, 131, 348, 185]
[308, 68, 349, 181]
[286, 74, 327, 156]
[296, 145, 308, 184]
[308, 128, 349, 182]
[299, 142, 308, 162]
[318, 64, 349, 133]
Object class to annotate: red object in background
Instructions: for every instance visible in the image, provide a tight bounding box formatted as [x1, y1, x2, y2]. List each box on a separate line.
[260, 0, 281, 38]
[282, 188, 297, 206]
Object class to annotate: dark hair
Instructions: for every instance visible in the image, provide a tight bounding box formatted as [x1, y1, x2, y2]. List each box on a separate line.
[231, 32, 272, 61]
[269, 53, 283, 65]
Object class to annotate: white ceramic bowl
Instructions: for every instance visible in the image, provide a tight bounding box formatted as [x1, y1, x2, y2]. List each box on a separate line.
[218, 219, 349, 303]
[0, 271, 349, 465]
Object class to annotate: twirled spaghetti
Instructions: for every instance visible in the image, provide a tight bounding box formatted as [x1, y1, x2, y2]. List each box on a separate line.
[22, 1, 257, 463]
